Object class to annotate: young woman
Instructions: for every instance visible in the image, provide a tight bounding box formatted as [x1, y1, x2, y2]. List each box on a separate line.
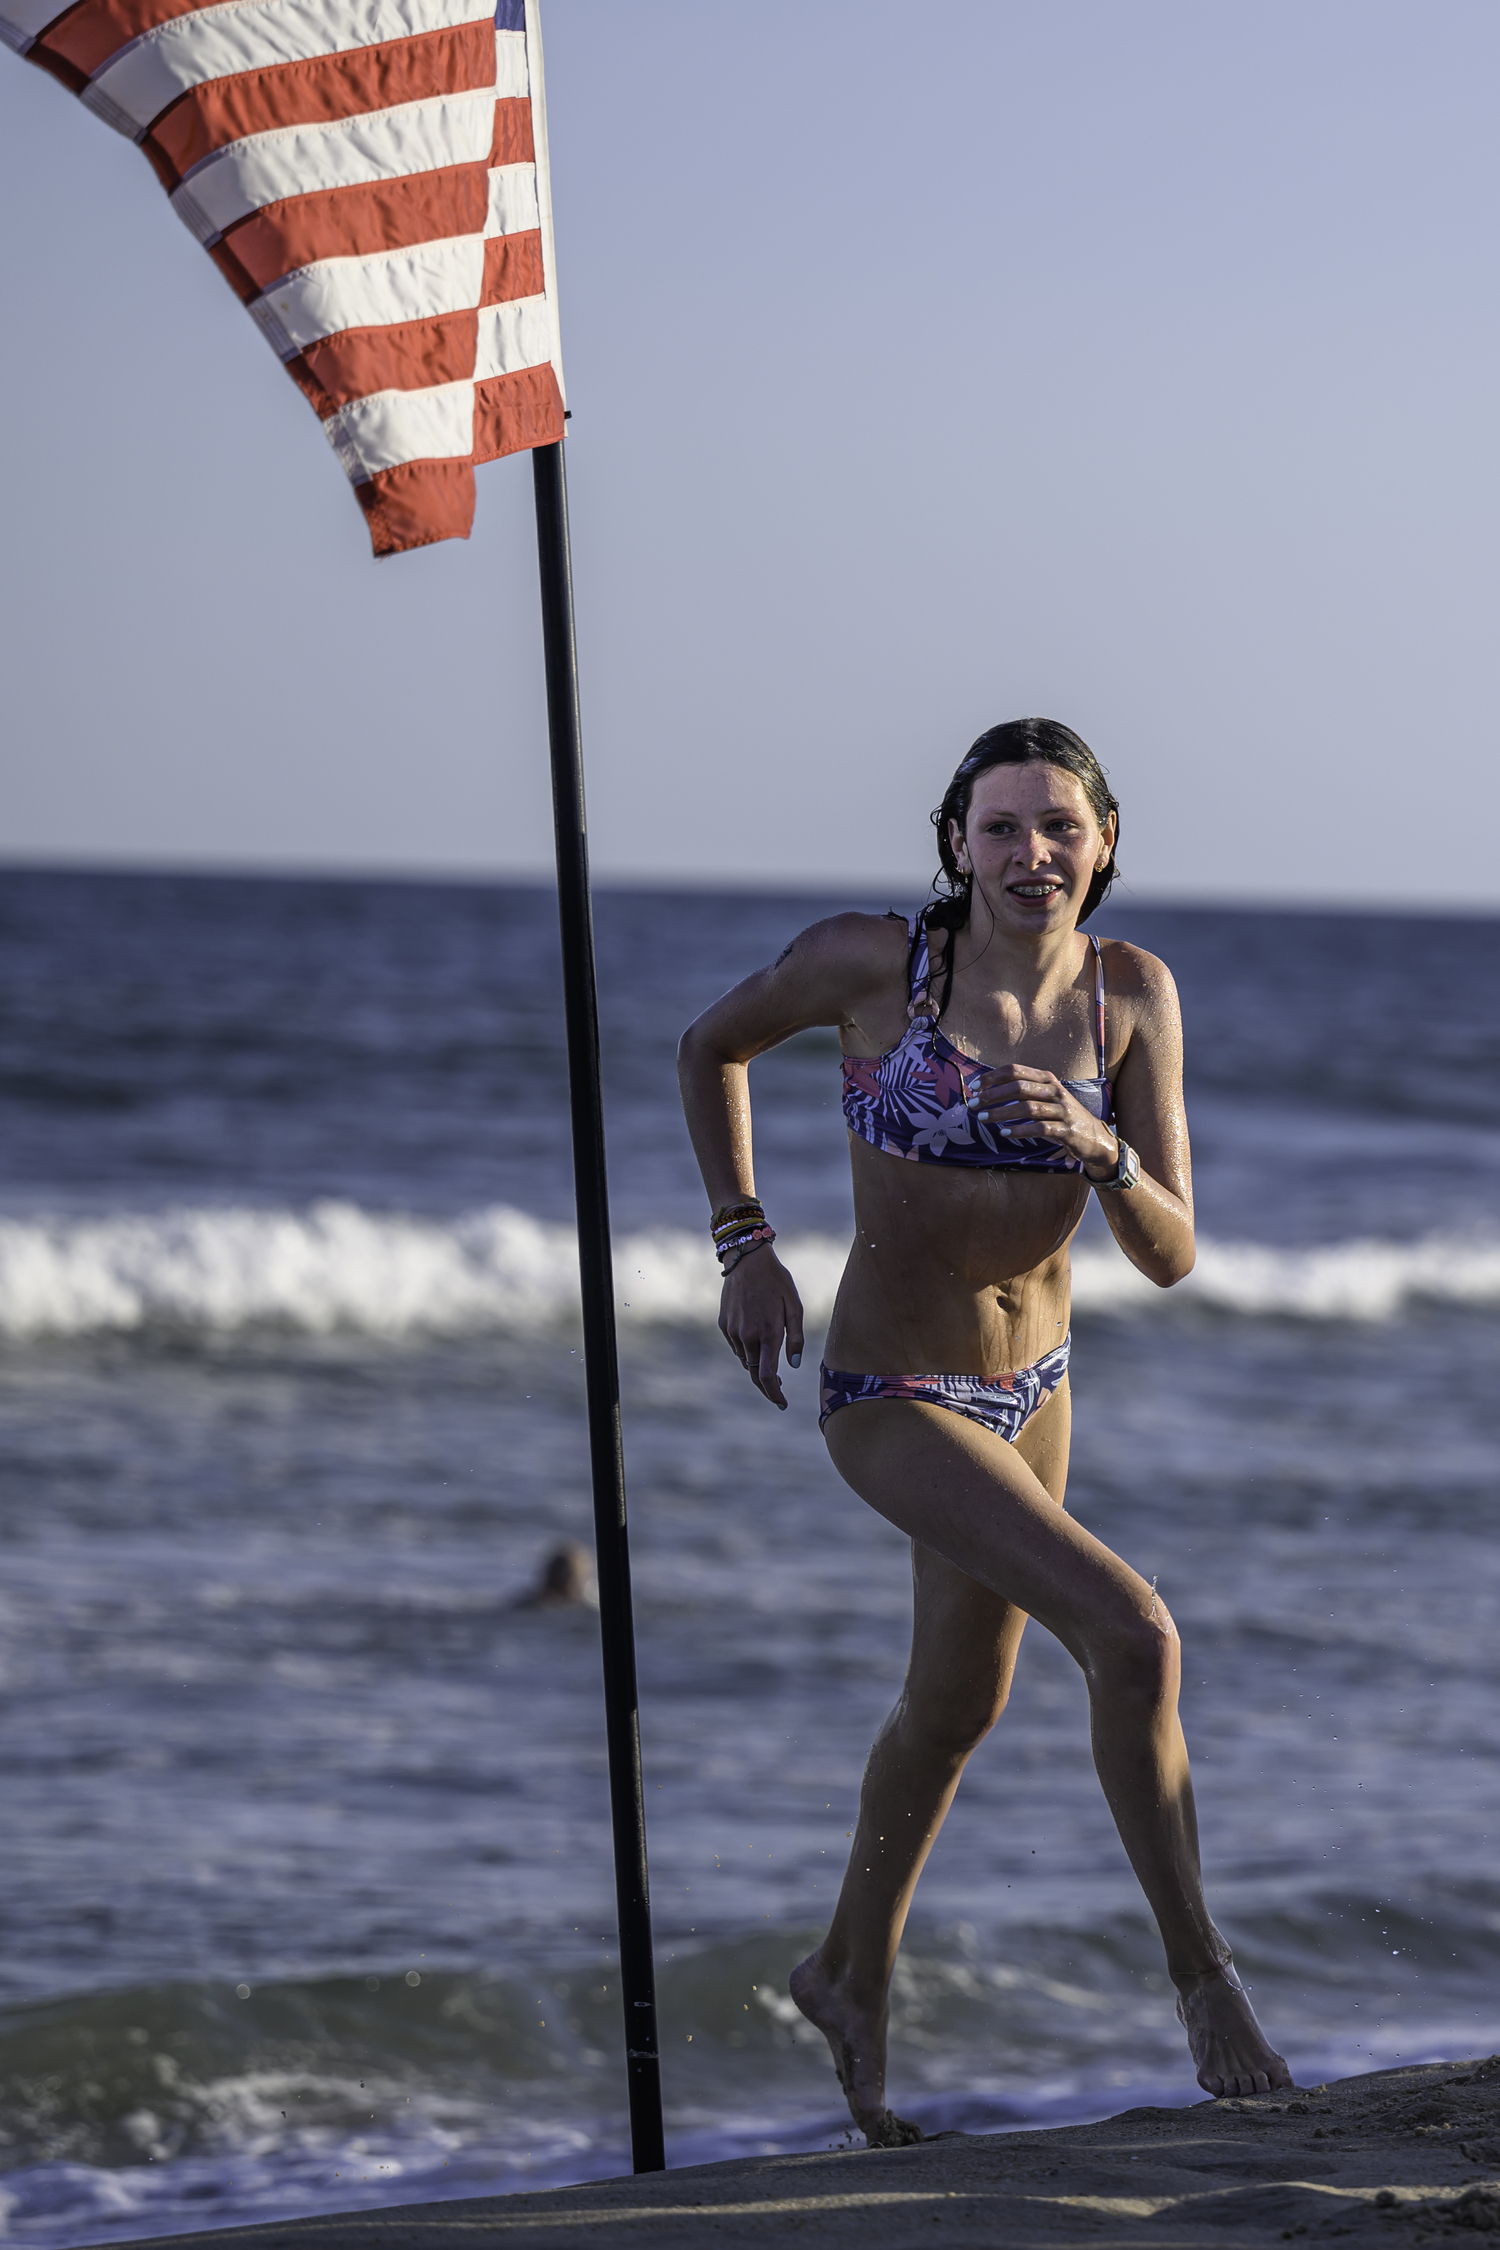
[677, 718, 1292, 2144]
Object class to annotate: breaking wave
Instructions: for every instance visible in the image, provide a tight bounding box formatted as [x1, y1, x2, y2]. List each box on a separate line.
[0, 1889, 1494, 2244]
[0, 1203, 1496, 1342]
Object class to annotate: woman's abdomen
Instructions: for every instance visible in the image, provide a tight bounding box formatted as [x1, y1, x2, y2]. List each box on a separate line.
[824, 1148, 1086, 1376]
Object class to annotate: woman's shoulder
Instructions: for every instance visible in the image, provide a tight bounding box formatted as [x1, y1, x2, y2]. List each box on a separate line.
[1096, 936, 1183, 1043]
[773, 910, 911, 980]
[1097, 935, 1179, 1000]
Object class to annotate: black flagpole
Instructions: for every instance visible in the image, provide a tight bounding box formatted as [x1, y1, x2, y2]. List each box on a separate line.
[531, 436, 665, 2175]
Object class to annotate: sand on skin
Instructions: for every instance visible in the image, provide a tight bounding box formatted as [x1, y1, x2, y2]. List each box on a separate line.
[111, 2058, 1500, 2249]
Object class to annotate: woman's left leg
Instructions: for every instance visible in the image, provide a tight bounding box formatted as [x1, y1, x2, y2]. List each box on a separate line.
[790, 1385, 1072, 2144]
[818, 1388, 1290, 2109]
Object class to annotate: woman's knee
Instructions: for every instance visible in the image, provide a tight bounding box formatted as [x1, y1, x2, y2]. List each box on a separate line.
[896, 1675, 1012, 1760]
[1088, 1600, 1180, 1707]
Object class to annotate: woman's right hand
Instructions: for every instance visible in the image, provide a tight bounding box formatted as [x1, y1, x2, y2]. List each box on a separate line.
[719, 1249, 806, 1409]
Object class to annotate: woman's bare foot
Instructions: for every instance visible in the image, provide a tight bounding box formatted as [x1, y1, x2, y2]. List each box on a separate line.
[789, 1952, 923, 2147]
[1175, 1959, 1294, 2097]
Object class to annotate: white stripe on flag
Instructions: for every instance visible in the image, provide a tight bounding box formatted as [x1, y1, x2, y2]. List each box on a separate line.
[249, 232, 485, 356]
[493, 25, 527, 98]
[170, 87, 495, 242]
[84, 0, 494, 139]
[521, 0, 563, 406]
[483, 162, 538, 239]
[323, 377, 473, 479]
[474, 293, 553, 380]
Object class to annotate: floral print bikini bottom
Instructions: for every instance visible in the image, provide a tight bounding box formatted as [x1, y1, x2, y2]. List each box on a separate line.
[818, 1335, 1072, 1444]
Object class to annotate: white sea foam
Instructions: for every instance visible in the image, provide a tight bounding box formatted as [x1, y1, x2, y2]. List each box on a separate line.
[1072, 1231, 1500, 1322]
[0, 1203, 1496, 1340]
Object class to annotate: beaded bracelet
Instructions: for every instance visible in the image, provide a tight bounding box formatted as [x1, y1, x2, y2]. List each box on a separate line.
[711, 1196, 763, 1243]
[718, 1225, 776, 1274]
[712, 1198, 777, 1275]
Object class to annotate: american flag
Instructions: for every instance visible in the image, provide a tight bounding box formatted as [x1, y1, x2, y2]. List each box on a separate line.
[3, 0, 567, 556]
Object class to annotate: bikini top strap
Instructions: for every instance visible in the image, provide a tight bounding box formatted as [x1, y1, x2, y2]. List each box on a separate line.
[907, 913, 933, 1014]
[908, 913, 931, 1003]
[1089, 933, 1106, 1075]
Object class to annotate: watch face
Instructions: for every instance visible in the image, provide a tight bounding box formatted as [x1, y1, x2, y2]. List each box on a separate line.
[1122, 1143, 1141, 1189]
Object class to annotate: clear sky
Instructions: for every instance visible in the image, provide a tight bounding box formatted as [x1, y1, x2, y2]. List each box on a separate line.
[2, 1, 1497, 907]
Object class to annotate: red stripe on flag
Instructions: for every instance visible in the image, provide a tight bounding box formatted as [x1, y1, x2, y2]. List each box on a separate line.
[489, 95, 533, 167]
[285, 307, 480, 416]
[23, 41, 88, 94]
[357, 458, 476, 556]
[480, 229, 544, 307]
[221, 164, 489, 292]
[145, 20, 494, 186]
[473, 363, 564, 465]
[21, 0, 563, 555]
[205, 235, 260, 301]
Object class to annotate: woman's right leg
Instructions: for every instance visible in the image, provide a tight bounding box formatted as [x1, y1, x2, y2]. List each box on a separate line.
[791, 1386, 1072, 2143]
[817, 1396, 1291, 2105]
[790, 1545, 1029, 2143]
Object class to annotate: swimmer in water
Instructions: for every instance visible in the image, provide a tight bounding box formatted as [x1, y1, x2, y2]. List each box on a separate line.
[677, 719, 1292, 2144]
[513, 1540, 596, 1610]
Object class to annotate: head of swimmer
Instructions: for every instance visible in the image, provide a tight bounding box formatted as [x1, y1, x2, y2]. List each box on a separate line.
[931, 718, 1120, 937]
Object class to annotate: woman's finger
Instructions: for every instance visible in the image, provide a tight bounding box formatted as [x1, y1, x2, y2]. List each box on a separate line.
[732, 1320, 773, 1377]
[982, 1088, 1061, 1111]
[970, 1072, 1061, 1107]
[756, 1324, 788, 1408]
[990, 1078, 1062, 1101]
[976, 1083, 1076, 1115]
[719, 1257, 801, 1401]
[979, 1100, 1066, 1124]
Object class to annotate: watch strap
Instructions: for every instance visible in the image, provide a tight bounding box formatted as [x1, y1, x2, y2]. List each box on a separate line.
[1090, 1137, 1140, 1192]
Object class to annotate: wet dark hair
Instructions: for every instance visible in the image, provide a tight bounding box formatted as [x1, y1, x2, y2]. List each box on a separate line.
[916, 717, 1120, 1017]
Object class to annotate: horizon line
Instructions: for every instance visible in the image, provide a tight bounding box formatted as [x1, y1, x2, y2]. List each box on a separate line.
[0, 850, 1496, 923]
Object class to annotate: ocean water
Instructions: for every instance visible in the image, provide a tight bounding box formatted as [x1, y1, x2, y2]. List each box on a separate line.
[0, 867, 1497, 2246]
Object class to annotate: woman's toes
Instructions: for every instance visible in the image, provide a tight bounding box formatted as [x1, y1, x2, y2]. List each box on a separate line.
[868, 2111, 923, 2148]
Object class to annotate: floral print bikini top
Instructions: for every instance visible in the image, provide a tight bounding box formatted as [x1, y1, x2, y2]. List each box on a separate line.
[840, 916, 1113, 1169]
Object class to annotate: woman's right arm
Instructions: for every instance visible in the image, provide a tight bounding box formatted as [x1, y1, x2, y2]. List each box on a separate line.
[676, 913, 893, 1409]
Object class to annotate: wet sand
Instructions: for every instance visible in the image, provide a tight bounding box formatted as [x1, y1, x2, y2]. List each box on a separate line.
[113, 2057, 1500, 2248]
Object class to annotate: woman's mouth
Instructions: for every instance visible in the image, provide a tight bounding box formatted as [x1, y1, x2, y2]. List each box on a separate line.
[1008, 881, 1063, 901]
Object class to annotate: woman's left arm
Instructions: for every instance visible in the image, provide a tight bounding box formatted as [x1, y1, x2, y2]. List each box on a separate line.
[1085, 948, 1194, 1287]
[971, 945, 1194, 1287]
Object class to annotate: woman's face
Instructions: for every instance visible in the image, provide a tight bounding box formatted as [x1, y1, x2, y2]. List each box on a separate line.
[949, 762, 1114, 936]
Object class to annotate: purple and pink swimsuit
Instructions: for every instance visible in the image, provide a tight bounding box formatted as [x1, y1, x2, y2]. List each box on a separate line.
[820, 917, 1113, 1443]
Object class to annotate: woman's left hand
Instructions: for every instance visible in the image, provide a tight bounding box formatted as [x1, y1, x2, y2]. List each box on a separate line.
[967, 1064, 1118, 1178]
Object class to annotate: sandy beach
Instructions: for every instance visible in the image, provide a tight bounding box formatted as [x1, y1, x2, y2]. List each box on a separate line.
[112, 2057, 1500, 2249]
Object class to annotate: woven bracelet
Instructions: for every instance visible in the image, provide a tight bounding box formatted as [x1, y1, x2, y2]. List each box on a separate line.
[712, 1197, 764, 1235]
[711, 1205, 764, 1253]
